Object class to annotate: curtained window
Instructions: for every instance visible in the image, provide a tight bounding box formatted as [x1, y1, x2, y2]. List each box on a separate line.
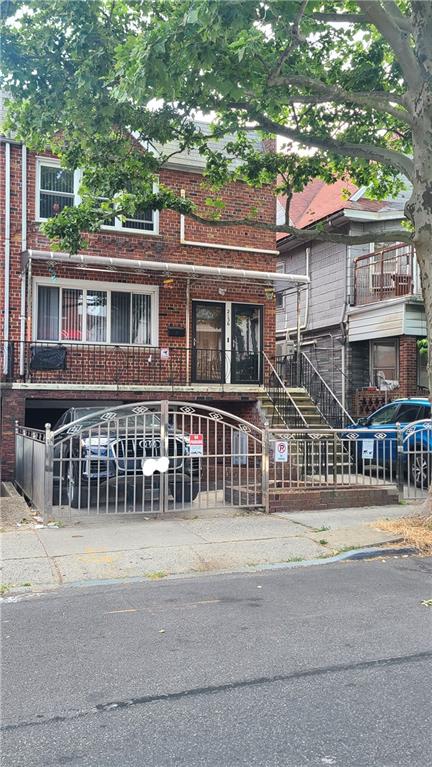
[36, 284, 155, 345]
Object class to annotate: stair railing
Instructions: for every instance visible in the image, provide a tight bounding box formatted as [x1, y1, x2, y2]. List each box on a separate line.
[263, 352, 309, 428]
[300, 352, 355, 428]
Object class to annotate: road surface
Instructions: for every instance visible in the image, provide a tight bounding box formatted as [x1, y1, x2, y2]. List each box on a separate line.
[2, 557, 432, 766]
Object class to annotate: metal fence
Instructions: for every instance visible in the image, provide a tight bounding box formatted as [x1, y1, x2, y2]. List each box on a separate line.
[15, 426, 49, 511]
[268, 421, 432, 501]
[14, 407, 432, 519]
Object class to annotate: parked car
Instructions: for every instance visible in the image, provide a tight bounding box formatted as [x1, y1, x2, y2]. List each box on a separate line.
[52, 407, 201, 507]
[345, 398, 432, 486]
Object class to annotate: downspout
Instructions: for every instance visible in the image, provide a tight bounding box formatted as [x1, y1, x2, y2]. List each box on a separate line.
[19, 145, 27, 377]
[3, 142, 11, 376]
[339, 244, 351, 410]
[284, 245, 310, 341]
[185, 277, 191, 385]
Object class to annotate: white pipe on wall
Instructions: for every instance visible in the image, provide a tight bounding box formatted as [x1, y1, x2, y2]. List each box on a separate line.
[19, 145, 27, 376]
[283, 245, 310, 340]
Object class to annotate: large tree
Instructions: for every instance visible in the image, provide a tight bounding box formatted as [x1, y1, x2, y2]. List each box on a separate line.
[1, 0, 431, 380]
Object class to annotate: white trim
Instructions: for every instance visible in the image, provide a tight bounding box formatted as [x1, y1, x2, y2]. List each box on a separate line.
[35, 158, 76, 221]
[35, 158, 159, 235]
[343, 207, 404, 222]
[33, 276, 159, 346]
[179, 189, 279, 255]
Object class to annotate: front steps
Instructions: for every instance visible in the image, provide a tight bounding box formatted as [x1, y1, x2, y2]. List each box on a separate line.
[260, 388, 326, 429]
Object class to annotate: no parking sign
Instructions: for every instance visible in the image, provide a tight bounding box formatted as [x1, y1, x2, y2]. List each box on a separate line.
[274, 440, 288, 462]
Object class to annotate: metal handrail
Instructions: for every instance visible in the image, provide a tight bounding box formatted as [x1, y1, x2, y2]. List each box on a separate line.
[263, 352, 308, 428]
[300, 352, 355, 427]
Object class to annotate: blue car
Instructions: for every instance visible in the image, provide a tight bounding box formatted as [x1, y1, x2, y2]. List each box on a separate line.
[345, 398, 432, 487]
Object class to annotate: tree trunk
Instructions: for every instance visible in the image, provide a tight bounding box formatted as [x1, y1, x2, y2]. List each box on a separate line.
[411, 94, 432, 516]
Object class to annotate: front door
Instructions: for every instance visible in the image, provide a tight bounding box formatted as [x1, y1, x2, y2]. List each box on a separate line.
[192, 302, 225, 383]
[231, 304, 262, 384]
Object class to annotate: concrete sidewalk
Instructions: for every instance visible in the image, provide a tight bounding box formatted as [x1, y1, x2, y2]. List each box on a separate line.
[0, 504, 417, 594]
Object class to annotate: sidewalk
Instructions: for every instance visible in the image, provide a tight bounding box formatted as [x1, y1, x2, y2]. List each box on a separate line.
[0, 504, 418, 594]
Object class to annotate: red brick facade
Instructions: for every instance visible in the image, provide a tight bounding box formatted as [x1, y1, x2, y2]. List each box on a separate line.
[0, 142, 277, 479]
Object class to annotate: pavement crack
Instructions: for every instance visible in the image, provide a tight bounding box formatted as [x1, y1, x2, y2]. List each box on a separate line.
[3, 649, 431, 734]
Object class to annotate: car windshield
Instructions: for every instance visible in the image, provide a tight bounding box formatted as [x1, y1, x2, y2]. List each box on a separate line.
[368, 403, 399, 426]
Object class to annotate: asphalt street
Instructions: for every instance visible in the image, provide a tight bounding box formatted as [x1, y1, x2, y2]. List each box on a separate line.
[2, 557, 432, 767]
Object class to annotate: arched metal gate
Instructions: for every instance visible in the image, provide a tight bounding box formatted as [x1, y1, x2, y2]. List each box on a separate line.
[46, 401, 266, 517]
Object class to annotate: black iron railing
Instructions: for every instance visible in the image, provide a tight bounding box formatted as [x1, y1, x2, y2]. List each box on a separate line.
[1, 341, 266, 387]
[263, 353, 308, 428]
[298, 353, 354, 428]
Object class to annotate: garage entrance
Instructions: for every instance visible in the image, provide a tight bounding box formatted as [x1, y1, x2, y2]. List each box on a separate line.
[16, 401, 265, 519]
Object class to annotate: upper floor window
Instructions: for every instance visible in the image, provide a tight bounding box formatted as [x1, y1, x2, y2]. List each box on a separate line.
[36, 158, 159, 234]
[38, 162, 76, 219]
[275, 262, 285, 310]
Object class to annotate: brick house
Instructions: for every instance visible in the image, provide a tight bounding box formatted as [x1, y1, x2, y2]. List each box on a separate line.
[1, 112, 311, 480]
[276, 179, 428, 418]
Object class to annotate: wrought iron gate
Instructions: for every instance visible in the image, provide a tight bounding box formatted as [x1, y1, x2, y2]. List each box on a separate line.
[41, 400, 265, 519]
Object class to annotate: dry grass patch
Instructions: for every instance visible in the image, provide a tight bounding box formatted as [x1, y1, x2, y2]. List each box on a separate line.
[376, 515, 432, 554]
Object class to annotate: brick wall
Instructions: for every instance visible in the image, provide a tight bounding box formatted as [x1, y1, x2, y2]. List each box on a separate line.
[1, 143, 277, 376]
[352, 335, 426, 417]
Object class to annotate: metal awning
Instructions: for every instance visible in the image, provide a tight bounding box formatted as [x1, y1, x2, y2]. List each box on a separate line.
[23, 249, 309, 286]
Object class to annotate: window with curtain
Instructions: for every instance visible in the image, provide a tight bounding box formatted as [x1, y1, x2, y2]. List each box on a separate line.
[36, 284, 155, 345]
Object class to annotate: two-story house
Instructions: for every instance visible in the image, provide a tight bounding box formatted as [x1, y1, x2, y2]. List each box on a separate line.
[276, 179, 427, 418]
[1, 108, 308, 480]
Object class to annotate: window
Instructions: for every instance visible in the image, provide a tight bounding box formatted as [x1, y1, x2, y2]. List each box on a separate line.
[370, 339, 399, 387]
[369, 402, 400, 425]
[396, 403, 424, 423]
[36, 159, 158, 234]
[37, 162, 76, 219]
[35, 280, 158, 345]
[417, 349, 429, 389]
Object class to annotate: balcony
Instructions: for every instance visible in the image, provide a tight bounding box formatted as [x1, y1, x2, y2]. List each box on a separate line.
[353, 244, 420, 306]
[0, 341, 265, 389]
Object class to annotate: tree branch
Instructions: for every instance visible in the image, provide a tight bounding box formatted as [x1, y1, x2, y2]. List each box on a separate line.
[185, 209, 413, 245]
[229, 102, 415, 179]
[309, 10, 412, 34]
[268, 0, 308, 84]
[357, 1, 421, 90]
[267, 74, 411, 124]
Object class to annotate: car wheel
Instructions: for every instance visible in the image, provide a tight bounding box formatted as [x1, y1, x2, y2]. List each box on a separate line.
[170, 481, 199, 503]
[68, 462, 89, 509]
[410, 454, 431, 489]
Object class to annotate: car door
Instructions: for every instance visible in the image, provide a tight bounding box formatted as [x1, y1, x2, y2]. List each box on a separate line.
[354, 402, 401, 467]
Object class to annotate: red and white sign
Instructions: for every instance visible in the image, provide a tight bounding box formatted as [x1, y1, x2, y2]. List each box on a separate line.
[189, 433, 204, 456]
[274, 440, 288, 462]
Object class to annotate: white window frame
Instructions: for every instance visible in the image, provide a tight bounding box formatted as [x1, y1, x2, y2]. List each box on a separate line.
[35, 157, 159, 235]
[36, 157, 80, 222]
[33, 277, 159, 346]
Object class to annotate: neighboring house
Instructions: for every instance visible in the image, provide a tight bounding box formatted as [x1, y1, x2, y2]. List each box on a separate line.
[0, 107, 308, 480]
[276, 179, 427, 417]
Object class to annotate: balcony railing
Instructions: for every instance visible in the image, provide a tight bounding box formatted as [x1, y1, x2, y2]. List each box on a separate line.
[0, 341, 267, 387]
[353, 244, 419, 306]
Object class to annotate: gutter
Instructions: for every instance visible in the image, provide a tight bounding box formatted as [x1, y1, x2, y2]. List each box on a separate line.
[24, 249, 310, 286]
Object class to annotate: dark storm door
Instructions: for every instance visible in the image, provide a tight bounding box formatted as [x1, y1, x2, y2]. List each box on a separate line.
[192, 302, 226, 383]
[231, 304, 263, 384]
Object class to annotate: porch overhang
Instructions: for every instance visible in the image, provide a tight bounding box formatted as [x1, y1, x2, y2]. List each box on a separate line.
[22, 249, 309, 286]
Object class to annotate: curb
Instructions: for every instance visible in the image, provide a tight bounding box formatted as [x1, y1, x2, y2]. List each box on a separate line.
[0, 544, 420, 601]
